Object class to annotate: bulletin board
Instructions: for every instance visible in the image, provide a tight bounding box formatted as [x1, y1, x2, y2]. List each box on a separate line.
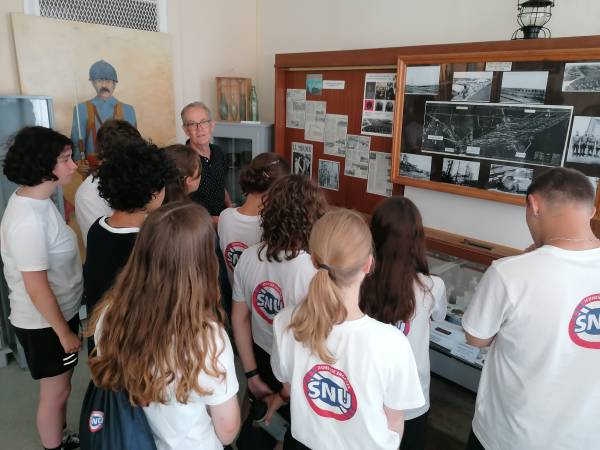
[274, 36, 600, 226]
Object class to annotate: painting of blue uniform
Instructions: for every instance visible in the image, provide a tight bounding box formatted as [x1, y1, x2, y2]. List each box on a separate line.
[71, 60, 137, 160]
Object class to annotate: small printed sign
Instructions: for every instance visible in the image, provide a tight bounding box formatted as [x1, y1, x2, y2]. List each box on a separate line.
[485, 61, 512, 72]
[323, 80, 345, 90]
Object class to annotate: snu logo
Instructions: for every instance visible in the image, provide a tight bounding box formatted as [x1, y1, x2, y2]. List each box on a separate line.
[252, 281, 284, 324]
[89, 410, 104, 432]
[224, 241, 248, 272]
[569, 293, 600, 349]
[303, 364, 357, 421]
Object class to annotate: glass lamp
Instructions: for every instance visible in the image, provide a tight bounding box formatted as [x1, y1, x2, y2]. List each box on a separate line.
[512, 0, 555, 39]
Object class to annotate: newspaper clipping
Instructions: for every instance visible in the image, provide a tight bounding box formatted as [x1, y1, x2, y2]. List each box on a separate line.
[324, 114, 349, 157]
[304, 101, 327, 142]
[286, 89, 306, 129]
[291, 142, 313, 177]
[344, 134, 371, 179]
[367, 151, 393, 197]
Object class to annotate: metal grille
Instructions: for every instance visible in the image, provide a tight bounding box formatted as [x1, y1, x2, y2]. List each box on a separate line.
[38, 0, 160, 32]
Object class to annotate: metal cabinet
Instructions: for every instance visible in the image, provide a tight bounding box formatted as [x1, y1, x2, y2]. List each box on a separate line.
[212, 122, 273, 205]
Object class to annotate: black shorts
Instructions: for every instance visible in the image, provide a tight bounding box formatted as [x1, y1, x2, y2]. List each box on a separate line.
[13, 314, 80, 380]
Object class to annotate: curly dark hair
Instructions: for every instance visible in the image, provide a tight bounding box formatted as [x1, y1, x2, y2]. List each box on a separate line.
[259, 174, 327, 262]
[239, 153, 290, 194]
[96, 119, 142, 161]
[98, 140, 178, 212]
[3, 126, 72, 186]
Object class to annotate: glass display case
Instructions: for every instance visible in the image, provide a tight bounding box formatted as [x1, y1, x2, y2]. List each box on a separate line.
[425, 248, 491, 391]
[212, 122, 273, 206]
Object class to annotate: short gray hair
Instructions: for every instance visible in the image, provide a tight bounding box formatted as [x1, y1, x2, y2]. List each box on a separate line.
[180, 101, 212, 123]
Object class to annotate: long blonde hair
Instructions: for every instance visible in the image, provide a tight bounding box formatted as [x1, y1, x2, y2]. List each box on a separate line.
[289, 209, 372, 363]
[88, 201, 226, 406]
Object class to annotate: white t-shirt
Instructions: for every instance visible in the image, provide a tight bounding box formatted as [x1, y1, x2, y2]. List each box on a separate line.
[272, 307, 425, 450]
[0, 192, 83, 329]
[395, 275, 446, 420]
[462, 246, 600, 450]
[217, 207, 262, 285]
[95, 310, 239, 450]
[232, 244, 316, 354]
[75, 175, 112, 247]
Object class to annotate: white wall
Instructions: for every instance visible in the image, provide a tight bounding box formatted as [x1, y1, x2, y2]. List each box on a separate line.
[257, 0, 600, 249]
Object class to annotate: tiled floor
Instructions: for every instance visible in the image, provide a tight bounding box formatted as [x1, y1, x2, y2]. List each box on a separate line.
[0, 347, 475, 449]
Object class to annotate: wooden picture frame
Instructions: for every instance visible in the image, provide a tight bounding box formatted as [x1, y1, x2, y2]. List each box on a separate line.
[391, 47, 600, 207]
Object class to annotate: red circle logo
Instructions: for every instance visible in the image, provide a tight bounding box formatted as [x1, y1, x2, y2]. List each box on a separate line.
[252, 281, 284, 324]
[224, 241, 248, 272]
[303, 364, 357, 421]
[569, 293, 600, 349]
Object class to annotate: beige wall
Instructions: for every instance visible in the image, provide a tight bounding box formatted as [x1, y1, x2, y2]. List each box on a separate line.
[168, 0, 257, 142]
[0, 0, 23, 95]
[256, 0, 600, 249]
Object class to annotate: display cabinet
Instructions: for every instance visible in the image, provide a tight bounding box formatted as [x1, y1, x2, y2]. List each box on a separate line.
[424, 228, 520, 392]
[212, 122, 274, 205]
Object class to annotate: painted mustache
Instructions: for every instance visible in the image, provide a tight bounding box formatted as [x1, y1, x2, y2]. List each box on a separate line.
[99, 87, 111, 93]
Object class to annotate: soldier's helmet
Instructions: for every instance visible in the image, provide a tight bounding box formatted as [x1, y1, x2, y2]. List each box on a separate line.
[89, 60, 118, 82]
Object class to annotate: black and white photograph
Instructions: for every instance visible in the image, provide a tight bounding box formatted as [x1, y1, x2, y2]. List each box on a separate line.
[566, 116, 600, 164]
[292, 142, 313, 177]
[362, 73, 396, 137]
[500, 71, 549, 104]
[399, 153, 432, 180]
[422, 101, 573, 167]
[563, 62, 600, 92]
[405, 65, 440, 95]
[441, 158, 480, 187]
[486, 164, 534, 195]
[318, 159, 340, 191]
[451, 71, 493, 102]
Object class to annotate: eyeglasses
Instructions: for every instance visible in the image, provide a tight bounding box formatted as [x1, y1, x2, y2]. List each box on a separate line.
[184, 119, 212, 129]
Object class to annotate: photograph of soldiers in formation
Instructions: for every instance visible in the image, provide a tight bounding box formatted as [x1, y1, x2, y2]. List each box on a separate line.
[421, 101, 572, 167]
[318, 159, 340, 191]
[566, 116, 600, 165]
[563, 62, 600, 92]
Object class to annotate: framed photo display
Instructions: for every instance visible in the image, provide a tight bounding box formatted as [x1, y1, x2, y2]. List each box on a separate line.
[391, 49, 600, 206]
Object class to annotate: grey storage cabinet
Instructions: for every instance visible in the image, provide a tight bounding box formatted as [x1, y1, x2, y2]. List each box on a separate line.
[212, 122, 273, 205]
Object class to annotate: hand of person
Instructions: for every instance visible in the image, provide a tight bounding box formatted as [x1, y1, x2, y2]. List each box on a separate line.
[247, 375, 273, 400]
[264, 392, 287, 426]
[59, 330, 81, 354]
[76, 159, 90, 178]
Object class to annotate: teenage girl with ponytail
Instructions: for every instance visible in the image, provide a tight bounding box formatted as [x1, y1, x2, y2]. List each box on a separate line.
[361, 197, 447, 450]
[268, 208, 425, 450]
[218, 153, 289, 285]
